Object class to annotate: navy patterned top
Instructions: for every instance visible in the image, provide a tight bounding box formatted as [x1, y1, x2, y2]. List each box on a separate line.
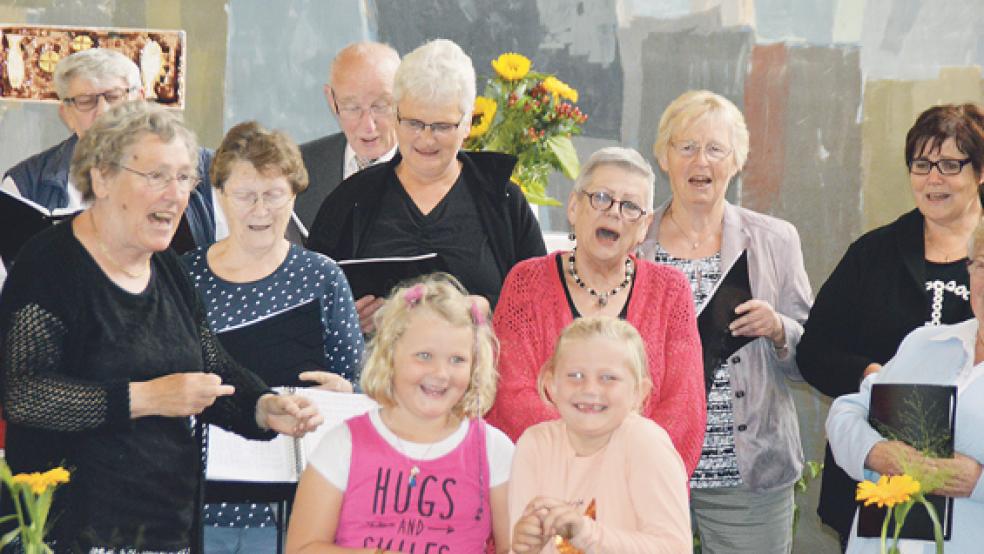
[651, 243, 743, 489]
[182, 243, 364, 528]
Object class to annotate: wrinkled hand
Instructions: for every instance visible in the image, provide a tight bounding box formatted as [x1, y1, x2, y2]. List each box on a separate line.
[731, 299, 785, 347]
[255, 393, 324, 437]
[512, 502, 548, 553]
[865, 440, 923, 476]
[298, 371, 354, 393]
[928, 453, 983, 498]
[355, 295, 385, 334]
[130, 372, 235, 418]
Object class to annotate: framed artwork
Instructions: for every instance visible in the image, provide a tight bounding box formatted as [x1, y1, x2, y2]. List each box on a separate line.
[0, 24, 186, 107]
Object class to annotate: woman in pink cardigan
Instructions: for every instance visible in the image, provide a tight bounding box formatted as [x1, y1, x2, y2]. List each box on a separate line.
[486, 147, 705, 476]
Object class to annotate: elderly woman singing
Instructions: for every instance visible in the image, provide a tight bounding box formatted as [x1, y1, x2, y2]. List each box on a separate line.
[306, 39, 545, 329]
[487, 146, 706, 476]
[638, 90, 813, 554]
[0, 102, 322, 553]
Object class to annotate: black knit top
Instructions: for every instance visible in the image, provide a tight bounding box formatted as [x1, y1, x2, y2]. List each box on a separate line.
[0, 218, 274, 552]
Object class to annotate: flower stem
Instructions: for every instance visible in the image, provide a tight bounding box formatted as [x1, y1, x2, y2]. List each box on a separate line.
[880, 509, 891, 554]
[918, 496, 945, 554]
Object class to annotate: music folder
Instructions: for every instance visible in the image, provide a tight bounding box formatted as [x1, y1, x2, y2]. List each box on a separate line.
[337, 253, 449, 299]
[215, 298, 326, 387]
[696, 250, 753, 394]
[0, 189, 79, 267]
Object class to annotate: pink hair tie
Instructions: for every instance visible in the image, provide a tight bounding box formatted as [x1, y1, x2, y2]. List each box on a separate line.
[471, 300, 486, 326]
[404, 283, 426, 307]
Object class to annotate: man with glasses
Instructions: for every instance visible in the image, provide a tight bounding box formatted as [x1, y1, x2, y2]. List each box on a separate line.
[1, 48, 217, 280]
[294, 42, 401, 239]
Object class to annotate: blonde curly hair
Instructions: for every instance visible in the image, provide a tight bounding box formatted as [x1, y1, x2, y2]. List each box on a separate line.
[360, 274, 498, 418]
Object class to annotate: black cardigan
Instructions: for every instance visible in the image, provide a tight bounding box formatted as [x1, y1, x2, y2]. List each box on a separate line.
[305, 150, 546, 305]
[796, 208, 973, 539]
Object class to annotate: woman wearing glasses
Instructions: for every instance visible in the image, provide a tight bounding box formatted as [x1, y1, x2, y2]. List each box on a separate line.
[306, 39, 545, 326]
[0, 102, 322, 552]
[798, 103, 984, 551]
[637, 90, 813, 554]
[487, 146, 706, 473]
[181, 121, 364, 553]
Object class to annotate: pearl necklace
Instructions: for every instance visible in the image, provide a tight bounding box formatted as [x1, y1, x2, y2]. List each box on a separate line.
[567, 247, 634, 307]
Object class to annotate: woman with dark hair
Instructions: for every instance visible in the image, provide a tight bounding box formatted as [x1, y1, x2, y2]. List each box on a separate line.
[798, 103, 984, 549]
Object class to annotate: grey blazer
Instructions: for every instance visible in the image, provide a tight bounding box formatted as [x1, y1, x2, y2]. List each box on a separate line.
[639, 200, 813, 492]
[297, 132, 347, 230]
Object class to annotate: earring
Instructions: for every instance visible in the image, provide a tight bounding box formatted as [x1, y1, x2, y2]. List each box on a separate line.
[568, 231, 576, 241]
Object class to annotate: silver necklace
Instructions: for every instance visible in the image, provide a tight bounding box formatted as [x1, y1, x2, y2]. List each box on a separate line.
[383, 411, 440, 488]
[568, 247, 634, 307]
[667, 206, 716, 251]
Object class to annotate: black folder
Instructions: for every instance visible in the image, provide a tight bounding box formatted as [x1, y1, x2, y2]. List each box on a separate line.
[857, 383, 957, 541]
[0, 189, 77, 267]
[696, 250, 753, 393]
[215, 298, 326, 387]
[337, 253, 449, 299]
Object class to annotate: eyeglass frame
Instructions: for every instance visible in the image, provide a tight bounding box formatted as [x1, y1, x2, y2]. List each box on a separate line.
[330, 90, 395, 122]
[223, 188, 294, 211]
[115, 163, 200, 193]
[579, 190, 648, 222]
[966, 258, 984, 274]
[669, 139, 733, 162]
[395, 110, 463, 136]
[908, 157, 973, 176]
[62, 86, 139, 112]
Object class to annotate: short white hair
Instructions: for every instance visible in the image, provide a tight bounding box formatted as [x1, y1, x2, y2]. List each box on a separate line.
[54, 48, 140, 99]
[393, 39, 475, 118]
[574, 147, 656, 210]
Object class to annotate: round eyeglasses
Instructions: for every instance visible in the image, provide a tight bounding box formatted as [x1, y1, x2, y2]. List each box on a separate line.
[226, 189, 292, 211]
[580, 190, 648, 222]
[670, 140, 732, 162]
[332, 94, 394, 122]
[116, 164, 199, 193]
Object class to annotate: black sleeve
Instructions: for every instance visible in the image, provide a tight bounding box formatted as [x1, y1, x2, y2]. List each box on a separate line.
[505, 181, 547, 263]
[194, 296, 276, 441]
[796, 243, 874, 398]
[0, 254, 131, 432]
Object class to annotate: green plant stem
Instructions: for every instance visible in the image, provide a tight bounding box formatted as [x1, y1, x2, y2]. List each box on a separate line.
[880, 509, 891, 554]
[917, 495, 945, 554]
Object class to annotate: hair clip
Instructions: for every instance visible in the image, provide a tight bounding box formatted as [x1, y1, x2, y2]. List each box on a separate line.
[470, 300, 486, 326]
[404, 283, 426, 307]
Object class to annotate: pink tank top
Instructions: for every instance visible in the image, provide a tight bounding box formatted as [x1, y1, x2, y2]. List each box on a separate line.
[334, 413, 492, 553]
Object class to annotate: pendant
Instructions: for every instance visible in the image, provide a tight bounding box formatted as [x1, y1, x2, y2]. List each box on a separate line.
[597, 294, 608, 307]
[409, 466, 420, 488]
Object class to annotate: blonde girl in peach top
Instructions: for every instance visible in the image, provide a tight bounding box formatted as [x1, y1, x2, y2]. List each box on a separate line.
[509, 317, 692, 553]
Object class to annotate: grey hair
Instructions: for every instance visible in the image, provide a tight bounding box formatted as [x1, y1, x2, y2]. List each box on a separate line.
[328, 41, 401, 85]
[71, 101, 198, 201]
[393, 39, 475, 119]
[573, 147, 656, 210]
[53, 48, 140, 99]
[652, 90, 750, 170]
[969, 217, 984, 259]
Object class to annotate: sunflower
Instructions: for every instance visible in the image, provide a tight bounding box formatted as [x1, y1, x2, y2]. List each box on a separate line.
[492, 52, 532, 80]
[469, 96, 497, 139]
[856, 474, 920, 508]
[542, 76, 578, 103]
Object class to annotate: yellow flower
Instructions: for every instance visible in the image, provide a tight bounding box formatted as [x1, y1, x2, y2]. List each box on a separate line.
[40, 467, 70, 488]
[469, 96, 497, 139]
[10, 467, 70, 495]
[856, 474, 921, 508]
[492, 53, 531, 80]
[542, 76, 579, 103]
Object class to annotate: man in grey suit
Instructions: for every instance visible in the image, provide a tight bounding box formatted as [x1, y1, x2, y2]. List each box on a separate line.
[293, 42, 401, 237]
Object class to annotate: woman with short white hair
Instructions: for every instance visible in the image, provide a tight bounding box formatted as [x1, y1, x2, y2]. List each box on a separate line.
[306, 39, 545, 329]
[639, 89, 813, 553]
[488, 146, 706, 477]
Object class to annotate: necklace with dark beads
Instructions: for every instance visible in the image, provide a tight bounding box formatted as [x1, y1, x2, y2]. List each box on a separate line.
[568, 247, 634, 306]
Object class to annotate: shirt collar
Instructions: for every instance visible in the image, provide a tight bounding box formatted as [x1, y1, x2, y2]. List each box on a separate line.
[343, 143, 397, 180]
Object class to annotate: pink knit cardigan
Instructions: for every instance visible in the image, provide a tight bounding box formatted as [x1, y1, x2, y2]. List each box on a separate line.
[487, 252, 706, 476]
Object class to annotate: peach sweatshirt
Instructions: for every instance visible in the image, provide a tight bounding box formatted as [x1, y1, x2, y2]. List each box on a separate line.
[508, 413, 692, 553]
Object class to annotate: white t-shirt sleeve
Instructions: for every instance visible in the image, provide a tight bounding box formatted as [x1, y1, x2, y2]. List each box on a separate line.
[307, 421, 353, 491]
[485, 422, 515, 487]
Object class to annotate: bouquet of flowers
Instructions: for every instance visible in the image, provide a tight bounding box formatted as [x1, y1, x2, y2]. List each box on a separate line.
[855, 468, 944, 554]
[0, 460, 70, 554]
[465, 52, 588, 206]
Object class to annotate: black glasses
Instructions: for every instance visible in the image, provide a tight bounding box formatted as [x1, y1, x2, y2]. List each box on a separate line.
[909, 158, 972, 176]
[62, 86, 137, 112]
[580, 190, 647, 222]
[116, 164, 200, 193]
[396, 110, 462, 136]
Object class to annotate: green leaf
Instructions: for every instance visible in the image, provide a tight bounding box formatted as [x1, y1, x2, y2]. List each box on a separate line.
[0, 527, 19, 546]
[546, 135, 580, 180]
